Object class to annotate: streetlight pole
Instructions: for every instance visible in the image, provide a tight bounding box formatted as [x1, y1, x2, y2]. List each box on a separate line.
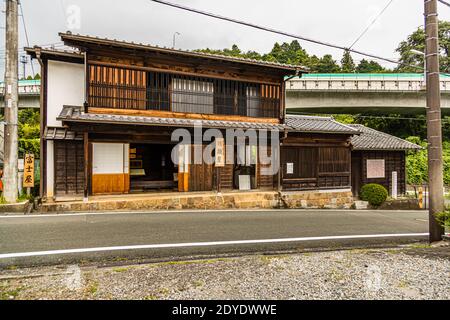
[424, 0, 445, 242]
[172, 32, 180, 49]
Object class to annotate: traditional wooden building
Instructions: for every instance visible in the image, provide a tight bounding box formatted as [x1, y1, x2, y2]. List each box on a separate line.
[26, 32, 361, 207]
[281, 115, 358, 191]
[348, 124, 421, 197]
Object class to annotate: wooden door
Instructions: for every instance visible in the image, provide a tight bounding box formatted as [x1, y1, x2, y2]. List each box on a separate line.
[188, 145, 214, 191]
[54, 140, 85, 196]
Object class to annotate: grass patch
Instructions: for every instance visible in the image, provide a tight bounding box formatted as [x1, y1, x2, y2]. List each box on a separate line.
[409, 243, 431, 249]
[384, 249, 401, 255]
[260, 254, 288, 263]
[192, 280, 204, 288]
[0, 283, 23, 300]
[158, 288, 170, 296]
[85, 280, 99, 296]
[112, 267, 130, 273]
[144, 294, 158, 300]
[17, 193, 33, 202]
[153, 258, 229, 268]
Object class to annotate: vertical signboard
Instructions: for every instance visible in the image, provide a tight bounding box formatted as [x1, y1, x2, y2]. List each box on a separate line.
[23, 153, 35, 188]
[391, 171, 398, 199]
[215, 138, 225, 167]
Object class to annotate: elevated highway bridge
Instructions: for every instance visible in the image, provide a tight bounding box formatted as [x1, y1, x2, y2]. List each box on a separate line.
[2, 75, 450, 115]
[0, 79, 40, 109]
[286, 73, 450, 115]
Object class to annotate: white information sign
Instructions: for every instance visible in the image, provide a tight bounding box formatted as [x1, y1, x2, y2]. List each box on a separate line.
[366, 159, 385, 179]
[286, 163, 294, 174]
[238, 175, 251, 191]
[391, 171, 398, 199]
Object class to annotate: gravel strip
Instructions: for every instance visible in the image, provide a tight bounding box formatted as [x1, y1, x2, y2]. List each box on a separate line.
[1, 246, 449, 300]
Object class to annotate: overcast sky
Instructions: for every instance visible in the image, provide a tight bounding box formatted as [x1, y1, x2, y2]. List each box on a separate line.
[1, 0, 450, 78]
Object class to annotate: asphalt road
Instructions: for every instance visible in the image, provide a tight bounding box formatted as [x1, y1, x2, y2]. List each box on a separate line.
[0, 209, 429, 267]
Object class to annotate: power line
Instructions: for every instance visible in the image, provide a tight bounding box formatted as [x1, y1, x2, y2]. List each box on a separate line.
[438, 0, 450, 8]
[349, 0, 395, 50]
[149, 0, 422, 70]
[18, 0, 34, 76]
[288, 111, 450, 122]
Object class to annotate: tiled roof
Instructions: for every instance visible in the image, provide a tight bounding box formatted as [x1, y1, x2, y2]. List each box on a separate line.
[348, 124, 422, 151]
[285, 115, 359, 134]
[44, 126, 84, 141]
[57, 106, 286, 130]
[59, 32, 307, 73]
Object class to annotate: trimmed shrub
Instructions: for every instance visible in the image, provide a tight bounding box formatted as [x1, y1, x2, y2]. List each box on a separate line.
[435, 209, 450, 229]
[360, 183, 388, 207]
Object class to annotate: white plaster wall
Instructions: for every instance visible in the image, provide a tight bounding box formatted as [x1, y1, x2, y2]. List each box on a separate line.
[47, 60, 84, 127]
[46, 141, 54, 198]
[93, 143, 129, 174]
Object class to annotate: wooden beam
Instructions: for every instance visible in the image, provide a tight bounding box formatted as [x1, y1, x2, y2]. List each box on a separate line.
[83, 132, 89, 199]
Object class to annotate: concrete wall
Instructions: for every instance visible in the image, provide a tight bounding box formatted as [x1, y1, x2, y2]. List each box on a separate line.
[45, 60, 84, 199]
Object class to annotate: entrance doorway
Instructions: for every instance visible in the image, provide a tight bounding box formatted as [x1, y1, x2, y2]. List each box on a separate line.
[129, 143, 177, 192]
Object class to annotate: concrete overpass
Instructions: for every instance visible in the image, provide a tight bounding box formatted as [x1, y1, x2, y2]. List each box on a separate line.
[286, 73, 450, 115]
[3, 75, 450, 114]
[0, 79, 40, 109]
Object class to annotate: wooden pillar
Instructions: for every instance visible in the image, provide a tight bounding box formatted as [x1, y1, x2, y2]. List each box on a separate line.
[83, 132, 89, 200]
[216, 167, 221, 193]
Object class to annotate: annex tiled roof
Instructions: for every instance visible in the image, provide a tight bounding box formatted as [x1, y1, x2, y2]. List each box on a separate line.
[348, 124, 422, 151]
[57, 106, 286, 130]
[59, 32, 307, 73]
[25, 46, 83, 60]
[44, 126, 83, 140]
[285, 115, 359, 134]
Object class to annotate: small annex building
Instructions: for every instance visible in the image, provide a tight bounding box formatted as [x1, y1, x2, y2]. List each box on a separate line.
[348, 124, 421, 197]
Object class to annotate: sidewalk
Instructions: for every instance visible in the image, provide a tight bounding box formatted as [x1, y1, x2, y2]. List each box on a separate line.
[40, 189, 354, 213]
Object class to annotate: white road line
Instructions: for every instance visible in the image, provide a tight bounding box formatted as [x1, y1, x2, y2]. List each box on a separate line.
[0, 209, 427, 219]
[0, 233, 428, 259]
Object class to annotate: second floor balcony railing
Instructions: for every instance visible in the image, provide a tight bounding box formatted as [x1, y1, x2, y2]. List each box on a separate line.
[88, 67, 281, 119]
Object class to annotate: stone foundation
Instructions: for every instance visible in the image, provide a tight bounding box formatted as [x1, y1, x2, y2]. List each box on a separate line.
[40, 189, 354, 213]
[280, 189, 354, 209]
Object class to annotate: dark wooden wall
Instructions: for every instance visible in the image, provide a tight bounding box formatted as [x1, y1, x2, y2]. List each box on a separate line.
[352, 150, 406, 196]
[281, 134, 352, 191]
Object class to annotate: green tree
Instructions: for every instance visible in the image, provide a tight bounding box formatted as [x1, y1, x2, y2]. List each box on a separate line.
[341, 50, 355, 73]
[263, 40, 309, 65]
[356, 59, 385, 73]
[17, 109, 40, 157]
[312, 54, 340, 73]
[404, 137, 450, 186]
[396, 21, 450, 73]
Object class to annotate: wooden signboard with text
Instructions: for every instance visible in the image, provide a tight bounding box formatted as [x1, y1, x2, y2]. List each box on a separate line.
[23, 153, 35, 188]
[215, 138, 225, 167]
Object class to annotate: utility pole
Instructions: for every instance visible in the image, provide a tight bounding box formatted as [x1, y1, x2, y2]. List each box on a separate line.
[424, 0, 445, 242]
[3, 0, 19, 203]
